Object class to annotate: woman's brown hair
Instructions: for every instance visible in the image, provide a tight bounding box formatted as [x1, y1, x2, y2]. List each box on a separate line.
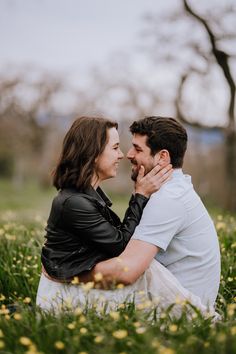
[53, 116, 118, 190]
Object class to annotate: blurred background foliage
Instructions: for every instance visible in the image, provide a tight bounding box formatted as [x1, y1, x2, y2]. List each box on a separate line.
[0, 0, 236, 211]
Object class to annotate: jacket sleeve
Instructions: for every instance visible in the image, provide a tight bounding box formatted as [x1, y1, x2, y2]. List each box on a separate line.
[62, 194, 149, 257]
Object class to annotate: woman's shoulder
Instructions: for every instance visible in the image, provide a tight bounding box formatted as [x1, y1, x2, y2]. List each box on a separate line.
[60, 188, 101, 212]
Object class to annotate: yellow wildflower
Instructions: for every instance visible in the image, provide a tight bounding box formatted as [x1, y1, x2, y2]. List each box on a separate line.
[23, 297, 31, 304]
[217, 333, 226, 343]
[133, 322, 141, 328]
[109, 311, 120, 320]
[0, 340, 5, 349]
[79, 315, 86, 323]
[94, 335, 104, 343]
[71, 276, 80, 285]
[54, 341, 65, 350]
[74, 307, 83, 316]
[112, 329, 128, 339]
[151, 339, 160, 348]
[116, 283, 124, 289]
[19, 337, 32, 346]
[14, 313, 22, 320]
[0, 308, 9, 315]
[227, 303, 236, 316]
[80, 327, 88, 334]
[136, 327, 146, 334]
[231, 326, 236, 335]
[169, 324, 178, 332]
[159, 347, 175, 354]
[94, 272, 103, 282]
[67, 322, 76, 330]
[82, 282, 94, 291]
[0, 294, 6, 301]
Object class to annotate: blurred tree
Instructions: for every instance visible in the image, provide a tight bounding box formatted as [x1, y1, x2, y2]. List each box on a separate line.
[0, 71, 65, 186]
[142, 0, 236, 210]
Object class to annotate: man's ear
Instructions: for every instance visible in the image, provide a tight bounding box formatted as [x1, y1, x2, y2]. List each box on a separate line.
[155, 149, 170, 166]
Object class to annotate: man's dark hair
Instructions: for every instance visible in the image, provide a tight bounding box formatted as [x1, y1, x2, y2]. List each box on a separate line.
[129, 116, 187, 168]
[53, 116, 118, 190]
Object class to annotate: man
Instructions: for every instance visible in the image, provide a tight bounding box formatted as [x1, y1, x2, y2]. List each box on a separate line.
[92, 116, 221, 308]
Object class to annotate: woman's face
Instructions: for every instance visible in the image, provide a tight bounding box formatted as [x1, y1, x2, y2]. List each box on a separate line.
[95, 127, 124, 183]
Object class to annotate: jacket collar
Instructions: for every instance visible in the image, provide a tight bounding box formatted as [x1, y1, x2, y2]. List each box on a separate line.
[83, 186, 112, 207]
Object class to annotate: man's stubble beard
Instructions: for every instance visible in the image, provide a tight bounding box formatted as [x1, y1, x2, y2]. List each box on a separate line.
[130, 160, 154, 182]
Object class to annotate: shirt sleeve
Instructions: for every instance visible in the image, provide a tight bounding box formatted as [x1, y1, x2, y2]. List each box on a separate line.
[132, 192, 186, 251]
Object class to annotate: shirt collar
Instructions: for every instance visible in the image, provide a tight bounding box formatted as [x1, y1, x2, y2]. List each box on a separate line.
[172, 168, 184, 177]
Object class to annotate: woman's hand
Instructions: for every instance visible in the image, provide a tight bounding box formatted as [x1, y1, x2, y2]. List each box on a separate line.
[135, 163, 173, 198]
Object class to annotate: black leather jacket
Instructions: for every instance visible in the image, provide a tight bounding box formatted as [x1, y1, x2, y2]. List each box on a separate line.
[41, 186, 148, 280]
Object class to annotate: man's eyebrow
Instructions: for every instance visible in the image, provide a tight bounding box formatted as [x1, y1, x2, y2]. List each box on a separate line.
[133, 143, 142, 150]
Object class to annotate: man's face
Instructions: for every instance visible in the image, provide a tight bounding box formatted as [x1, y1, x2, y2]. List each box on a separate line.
[126, 133, 160, 181]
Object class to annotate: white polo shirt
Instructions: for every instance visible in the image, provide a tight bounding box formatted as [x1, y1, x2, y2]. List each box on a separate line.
[132, 169, 221, 306]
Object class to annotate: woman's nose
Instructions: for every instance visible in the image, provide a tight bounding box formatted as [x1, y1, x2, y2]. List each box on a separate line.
[119, 149, 124, 159]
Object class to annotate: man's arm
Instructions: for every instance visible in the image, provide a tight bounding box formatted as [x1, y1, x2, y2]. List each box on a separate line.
[93, 239, 159, 285]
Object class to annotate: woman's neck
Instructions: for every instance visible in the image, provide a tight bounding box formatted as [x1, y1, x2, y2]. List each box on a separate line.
[91, 174, 101, 190]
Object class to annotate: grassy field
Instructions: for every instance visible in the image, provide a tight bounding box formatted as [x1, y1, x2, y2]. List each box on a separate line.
[0, 180, 235, 354]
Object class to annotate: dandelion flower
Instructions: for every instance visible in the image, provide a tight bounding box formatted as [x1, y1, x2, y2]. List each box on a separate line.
[79, 315, 86, 323]
[112, 329, 128, 339]
[169, 324, 178, 333]
[116, 283, 124, 289]
[54, 341, 65, 350]
[159, 347, 175, 354]
[94, 272, 103, 282]
[74, 307, 83, 316]
[231, 326, 236, 335]
[19, 337, 32, 346]
[0, 340, 5, 349]
[133, 322, 141, 328]
[109, 311, 120, 320]
[94, 335, 104, 343]
[14, 313, 22, 320]
[82, 282, 94, 292]
[80, 327, 88, 334]
[23, 297, 31, 304]
[136, 327, 146, 334]
[71, 276, 80, 285]
[67, 322, 76, 330]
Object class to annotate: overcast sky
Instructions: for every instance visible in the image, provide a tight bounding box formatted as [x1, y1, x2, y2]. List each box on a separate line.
[0, 0, 235, 125]
[0, 0, 177, 78]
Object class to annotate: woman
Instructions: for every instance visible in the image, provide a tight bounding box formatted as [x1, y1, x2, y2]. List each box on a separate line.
[36, 116, 172, 310]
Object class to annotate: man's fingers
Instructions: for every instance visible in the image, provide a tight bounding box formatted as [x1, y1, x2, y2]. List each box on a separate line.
[137, 165, 145, 181]
[161, 169, 173, 182]
[147, 163, 172, 177]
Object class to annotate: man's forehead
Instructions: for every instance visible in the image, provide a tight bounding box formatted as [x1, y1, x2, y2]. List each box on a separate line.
[132, 134, 147, 146]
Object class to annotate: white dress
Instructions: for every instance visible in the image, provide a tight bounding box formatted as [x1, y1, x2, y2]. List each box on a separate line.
[36, 259, 219, 319]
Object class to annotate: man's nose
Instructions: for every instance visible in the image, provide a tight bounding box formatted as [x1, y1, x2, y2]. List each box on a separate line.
[126, 148, 134, 160]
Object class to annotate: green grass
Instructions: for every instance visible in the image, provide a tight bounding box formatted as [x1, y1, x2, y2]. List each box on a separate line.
[0, 180, 235, 354]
